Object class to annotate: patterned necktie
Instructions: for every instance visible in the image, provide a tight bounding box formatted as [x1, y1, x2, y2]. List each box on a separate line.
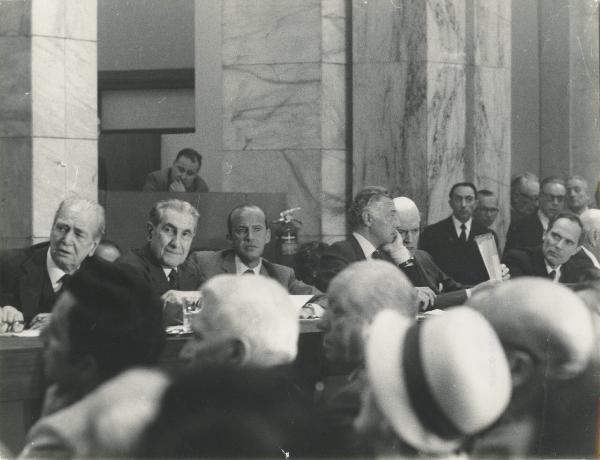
[459, 223, 467, 243]
[371, 249, 382, 260]
[168, 270, 179, 289]
[243, 269, 255, 275]
[58, 274, 71, 292]
[548, 270, 557, 282]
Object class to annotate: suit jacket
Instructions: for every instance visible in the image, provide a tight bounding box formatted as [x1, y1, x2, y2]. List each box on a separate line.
[189, 249, 321, 296]
[142, 167, 209, 193]
[504, 212, 544, 254]
[116, 244, 204, 297]
[502, 245, 600, 283]
[419, 216, 494, 285]
[0, 242, 92, 324]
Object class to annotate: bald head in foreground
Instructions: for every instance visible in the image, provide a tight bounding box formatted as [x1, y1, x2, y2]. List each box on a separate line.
[467, 277, 595, 457]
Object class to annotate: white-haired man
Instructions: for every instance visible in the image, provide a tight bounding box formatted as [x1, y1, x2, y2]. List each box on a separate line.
[580, 208, 600, 269]
[0, 198, 104, 330]
[180, 274, 299, 368]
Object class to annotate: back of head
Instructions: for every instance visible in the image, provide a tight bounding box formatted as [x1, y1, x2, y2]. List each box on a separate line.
[137, 365, 336, 458]
[361, 307, 511, 455]
[64, 259, 165, 380]
[200, 274, 299, 367]
[327, 260, 418, 320]
[468, 277, 594, 380]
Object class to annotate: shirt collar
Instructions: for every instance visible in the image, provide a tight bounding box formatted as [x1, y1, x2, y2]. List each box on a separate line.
[537, 210, 550, 231]
[451, 216, 472, 238]
[352, 232, 378, 259]
[163, 267, 175, 278]
[544, 260, 562, 282]
[234, 255, 263, 275]
[46, 248, 70, 292]
[581, 246, 600, 269]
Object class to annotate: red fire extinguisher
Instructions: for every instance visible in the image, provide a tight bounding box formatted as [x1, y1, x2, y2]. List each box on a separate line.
[272, 207, 302, 266]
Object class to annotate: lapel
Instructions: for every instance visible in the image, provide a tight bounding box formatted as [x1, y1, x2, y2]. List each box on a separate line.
[411, 252, 438, 291]
[348, 235, 367, 261]
[19, 246, 50, 321]
[142, 245, 170, 291]
[220, 250, 237, 274]
[532, 247, 549, 277]
[443, 216, 460, 244]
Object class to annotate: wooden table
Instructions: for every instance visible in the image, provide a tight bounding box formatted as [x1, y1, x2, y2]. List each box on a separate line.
[0, 321, 323, 454]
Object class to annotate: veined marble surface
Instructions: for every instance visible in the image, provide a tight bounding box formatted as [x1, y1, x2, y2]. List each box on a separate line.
[353, 0, 426, 64]
[473, 0, 510, 67]
[66, 40, 97, 139]
[427, 0, 466, 64]
[0, 37, 31, 137]
[322, 0, 347, 64]
[321, 149, 347, 241]
[65, 0, 97, 41]
[321, 63, 347, 150]
[223, 0, 320, 65]
[221, 149, 322, 239]
[32, 0, 65, 38]
[223, 63, 321, 150]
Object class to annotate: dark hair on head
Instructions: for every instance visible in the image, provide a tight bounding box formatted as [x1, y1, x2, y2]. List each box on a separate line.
[540, 176, 566, 190]
[449, 182, 477, 199]
[136, 365, 338, 458]
[62, 259, 165, 381]
[226, 204, 268, 234]
[547, 211, 584, 245]
[477, 189, 495, 198]
[175, 148, 202, 167]
[294, 241, 329, 286]
[348, 186, 391, 230]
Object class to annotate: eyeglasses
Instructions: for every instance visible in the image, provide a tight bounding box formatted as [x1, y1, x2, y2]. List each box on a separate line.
[541, 193, 565, 203]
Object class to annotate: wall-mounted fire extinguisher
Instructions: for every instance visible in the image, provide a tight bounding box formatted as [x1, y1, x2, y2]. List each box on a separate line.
[272, 207, 302, 267]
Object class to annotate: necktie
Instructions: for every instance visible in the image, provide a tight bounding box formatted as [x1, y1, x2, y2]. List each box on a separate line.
[243, 269, 255, 275]
[548, 270, 557, 282]
[371, 249, 382, 260]
[459, 224, 467, 243]
[57, 274, 71, 292]
[168, 270, 179, 289]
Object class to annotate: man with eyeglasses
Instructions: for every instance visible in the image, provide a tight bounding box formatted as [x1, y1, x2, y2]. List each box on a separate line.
[505, 176, 566, 253]
[474, 189, 500, 231]
[503, 212, 599, 283]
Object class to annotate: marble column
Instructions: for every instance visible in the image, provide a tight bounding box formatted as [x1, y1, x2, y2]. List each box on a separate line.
[220, 0, 348, 243]
[539, 0, 600, 188]
[0, 0, 98, 249]
[352, 0, 511, 240]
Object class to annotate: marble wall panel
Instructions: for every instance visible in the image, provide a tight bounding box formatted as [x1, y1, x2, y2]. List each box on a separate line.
[65, 39, 97, 139]
[65, 0, 97, 41]
[321, 149, 347, 242]
[426, 0, 466, 64]
[223, 63, 320, 150]
[0, 139, 32, 247]
[0, 37, 31, 137]
[31, 36, 65, 138]
[425, 63, 466, 224]
[32, 0, 65, 38]
[321, 63, 347, 150]
[221, 150, 321, 238]
[322, 0, 347, 64]
[222, 0, 320, 65]
[473, 0, 510, 67]
[0, 0, 31, 37]
[31, 137, 97, 237]
[353, 0, 426, 64]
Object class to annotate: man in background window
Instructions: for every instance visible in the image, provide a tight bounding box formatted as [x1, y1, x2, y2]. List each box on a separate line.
[143, 148, 209, 193]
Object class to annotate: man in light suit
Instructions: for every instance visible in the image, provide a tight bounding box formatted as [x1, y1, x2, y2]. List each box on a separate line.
[190, 204, 320, 296]
[0, 198, 104, 329]
[419, 182, 496, 285]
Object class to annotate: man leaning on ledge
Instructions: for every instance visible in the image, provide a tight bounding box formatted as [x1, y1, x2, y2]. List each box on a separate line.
[0, 198, 104, 330]
[143, 148, 209, 193]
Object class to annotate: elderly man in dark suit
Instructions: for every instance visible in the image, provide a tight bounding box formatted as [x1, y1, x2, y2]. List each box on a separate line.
[190, 205, 319, 298]
[143, 148, 209, 193]
[504, 176, 566, 253]
[0, 198, 104, 330]
[117, 199, 204, 297]
[503, 212, 600, 283]
[316, 186, 399, 292]
[419, 182, 496, 285]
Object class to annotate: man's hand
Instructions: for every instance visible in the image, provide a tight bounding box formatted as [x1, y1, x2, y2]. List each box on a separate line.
[168, 180, 186, 192]
[0, 306, 25, 333]
[383, 231, 412, 265]
[500, 263, 510, 281]
[29, 313, 52, 330]
[414, 287, 436, 312]
[299, 303, 324, 319]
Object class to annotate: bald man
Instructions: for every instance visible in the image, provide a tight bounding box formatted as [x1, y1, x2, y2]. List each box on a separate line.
[467, 278, 595, 457]
[580, 209, 600, 269]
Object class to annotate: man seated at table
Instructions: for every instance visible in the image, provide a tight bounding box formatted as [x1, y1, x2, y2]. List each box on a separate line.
[0, 198, 104, 330]
[190, 204, 322, 316]
[389, 196, 508, 310]
[117, 199, 204, 297]
[143, 148, 209, 193]
[316, 260, 418, 456]
[19, 260, 165, 458]
[503, 212, 600, 283]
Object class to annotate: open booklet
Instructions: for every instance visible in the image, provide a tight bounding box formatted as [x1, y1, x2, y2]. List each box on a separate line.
[474, 233, 502, 281]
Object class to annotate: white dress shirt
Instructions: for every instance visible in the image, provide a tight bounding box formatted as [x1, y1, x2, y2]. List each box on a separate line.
[452, 216, 472, 240]
[234, 255, 263, 275]
[46, 249, 71, 293]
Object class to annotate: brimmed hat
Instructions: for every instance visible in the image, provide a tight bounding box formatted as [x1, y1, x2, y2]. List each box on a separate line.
[365, 307, 511, 454]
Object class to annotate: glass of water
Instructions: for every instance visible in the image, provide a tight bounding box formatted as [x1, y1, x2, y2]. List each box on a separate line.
[182, 295, 202, 333]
